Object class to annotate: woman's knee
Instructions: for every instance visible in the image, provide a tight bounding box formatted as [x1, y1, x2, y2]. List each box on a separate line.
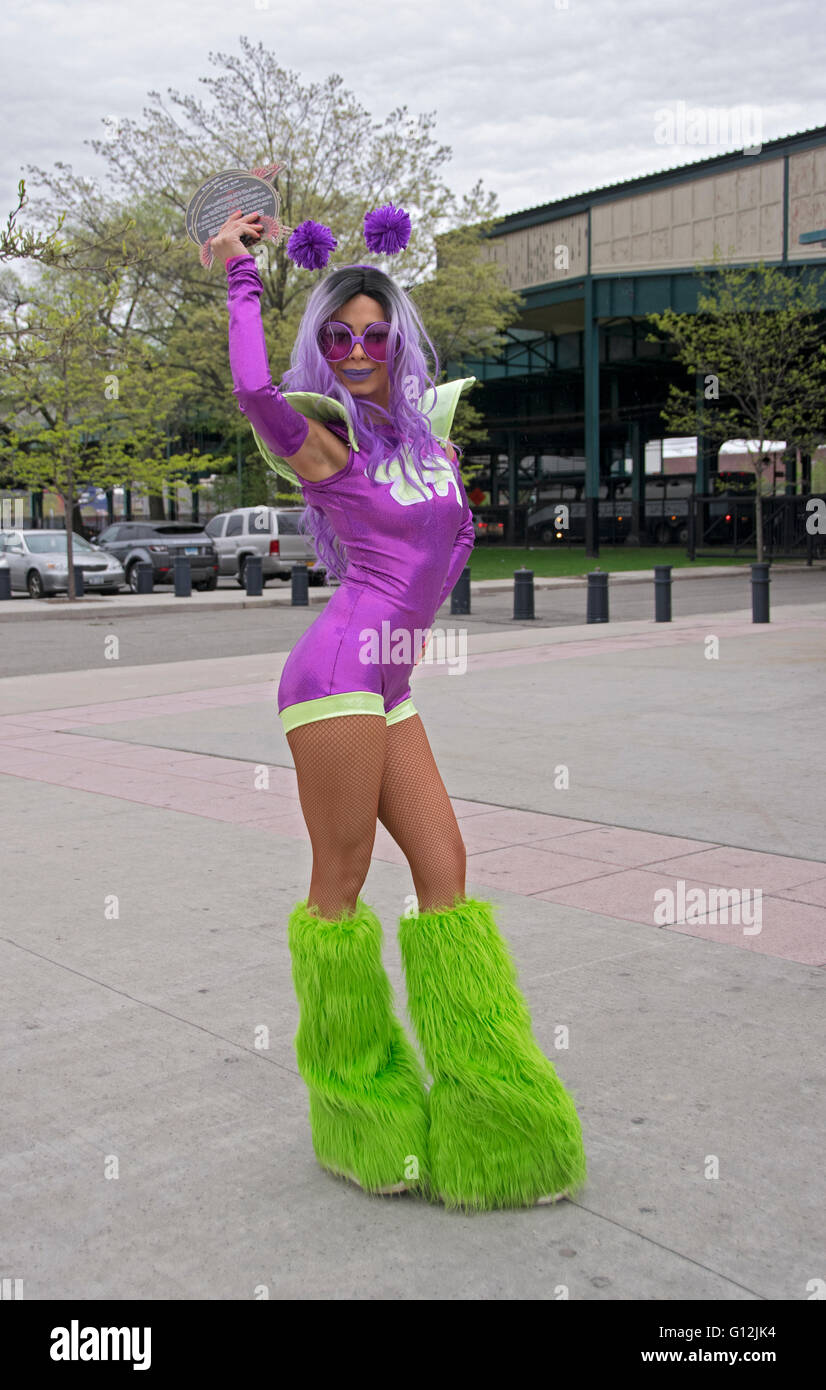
[411, 827, 466, 893]
[314, 838, 373, 893]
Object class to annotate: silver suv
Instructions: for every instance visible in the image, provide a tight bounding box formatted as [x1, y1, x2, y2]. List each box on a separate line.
[204, 506, 325, 586]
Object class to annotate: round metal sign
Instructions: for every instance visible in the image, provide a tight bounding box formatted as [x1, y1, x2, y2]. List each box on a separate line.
[185, 170, 280, 248]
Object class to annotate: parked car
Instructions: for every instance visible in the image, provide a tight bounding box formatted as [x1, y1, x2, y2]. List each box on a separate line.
[473, 512, 505, 540]
[96, 521, 218, 592]
[204, 506, 325, 585]
[0, 529, 125, 598]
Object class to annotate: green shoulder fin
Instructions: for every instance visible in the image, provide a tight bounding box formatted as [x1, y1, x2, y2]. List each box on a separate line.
[418, 377, 477, 443]
[250, 391, 360, 483]
[249, 379, 476, 481]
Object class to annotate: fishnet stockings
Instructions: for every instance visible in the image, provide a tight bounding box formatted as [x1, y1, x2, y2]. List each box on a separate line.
[286, 713, 466, 918]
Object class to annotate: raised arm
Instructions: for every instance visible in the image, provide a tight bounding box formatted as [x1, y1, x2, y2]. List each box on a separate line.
[226, 254, 309, 458]
[218, 219, 348, 482]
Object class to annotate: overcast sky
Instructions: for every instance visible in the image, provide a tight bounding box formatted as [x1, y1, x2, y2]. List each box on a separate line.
[3, 0, 825, 228]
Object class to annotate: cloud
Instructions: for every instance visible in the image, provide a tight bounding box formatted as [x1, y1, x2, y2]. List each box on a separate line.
[2, 0, 824, 225]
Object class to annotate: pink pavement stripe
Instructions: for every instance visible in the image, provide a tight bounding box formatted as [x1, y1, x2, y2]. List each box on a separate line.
[209, 765, 300, 793]
[233, 809, 309, 835]
[1, 645, 824, 964]
[642, 846, 826, 892]
[661, 896, 826, 965]
[466, 843, 623, 895]
[0, 731, 93, 752]
[533, 869, 825, 965]
[0, 720, 47, 739]
[458, 807, 603, 841]
[454, 826, 516, 854]
[82, 744, 211, 768]
[2, 736, 822, 962]
[0, 686, 276, 731]
[448, 797, 504, 819]
[774, 879, 826, 908]
[0, 738, 301, 801]
[525, 825, 720, 864]
[0, 755, 300, 823]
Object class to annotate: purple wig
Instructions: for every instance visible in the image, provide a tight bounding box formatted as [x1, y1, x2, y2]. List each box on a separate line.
[279, 264, 453, 582]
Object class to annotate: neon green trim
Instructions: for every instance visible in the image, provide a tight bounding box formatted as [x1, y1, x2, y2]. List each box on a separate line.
[386, 697, 417, 726]
[280, 690, 385, 732]
[252, 391, 360, 483]
[283, 391, 360, 448]
[250, 380, 476, 482]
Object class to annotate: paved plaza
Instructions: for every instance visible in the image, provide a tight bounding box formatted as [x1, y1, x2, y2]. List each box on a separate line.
[1, 588, 824, 1299]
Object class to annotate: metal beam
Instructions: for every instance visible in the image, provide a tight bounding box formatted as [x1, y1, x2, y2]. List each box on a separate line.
[629, 419, 646, 543]
[695, 372, 716, 494]
[583, 271, 600, 558]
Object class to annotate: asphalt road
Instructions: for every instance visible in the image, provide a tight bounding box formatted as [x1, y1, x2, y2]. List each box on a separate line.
[0, 568, 823, 678]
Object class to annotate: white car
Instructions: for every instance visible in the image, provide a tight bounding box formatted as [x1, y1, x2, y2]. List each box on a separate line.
[0, 529, 125, 598]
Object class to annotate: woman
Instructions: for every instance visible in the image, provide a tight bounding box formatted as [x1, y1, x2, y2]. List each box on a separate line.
[213, 208, 587, 1211]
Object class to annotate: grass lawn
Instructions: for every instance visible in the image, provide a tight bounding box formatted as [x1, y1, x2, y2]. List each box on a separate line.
[465, 545, 782, 579]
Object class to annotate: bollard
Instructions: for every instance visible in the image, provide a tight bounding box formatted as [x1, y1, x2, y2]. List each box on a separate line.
[586, 569, 609, 623]
[291, 563, 309, 606]
[136, 561, 153, 593]
[654, 564, 672, 622]
[73, 565, 85, 597]
[751, 562, 770, 623]
[450, 565, 471, 616]
[245, 554, 263, 596]
[0, 568, 10, 600]
[513, 568, 535, 620]
[174, 554, 192, 597]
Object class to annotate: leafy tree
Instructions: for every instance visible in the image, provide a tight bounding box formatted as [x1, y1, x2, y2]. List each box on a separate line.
[648, 249, 826, 560]
[2, 177, 167, 276]
[21, 37, 519, 474]
[1, 180, 68, 265]
[412, 218, 523, 479]
[0, 268, 213, 597]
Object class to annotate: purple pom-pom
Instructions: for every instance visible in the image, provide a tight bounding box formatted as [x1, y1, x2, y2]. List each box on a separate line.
[286, 220, 337, 270]
[364, 203, 411, 255]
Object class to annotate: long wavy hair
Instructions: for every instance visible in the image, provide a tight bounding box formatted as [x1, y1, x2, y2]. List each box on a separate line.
[279, 264, 456, 581]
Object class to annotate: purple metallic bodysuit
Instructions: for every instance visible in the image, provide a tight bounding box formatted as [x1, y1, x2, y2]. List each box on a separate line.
[225, 253, 475, 732]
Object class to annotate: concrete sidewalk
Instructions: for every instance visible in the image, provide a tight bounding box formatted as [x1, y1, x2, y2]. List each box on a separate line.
[1, 603, 824, 1298]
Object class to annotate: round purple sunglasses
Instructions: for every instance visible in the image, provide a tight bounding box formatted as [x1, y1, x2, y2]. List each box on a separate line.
[318, 320, 404, 363]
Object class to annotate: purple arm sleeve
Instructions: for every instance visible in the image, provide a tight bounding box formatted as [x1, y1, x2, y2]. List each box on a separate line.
[225, 253, 309, 458]
[437, 472, 475, 608]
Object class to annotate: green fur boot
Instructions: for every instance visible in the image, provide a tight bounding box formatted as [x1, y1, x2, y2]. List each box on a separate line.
[288, 897, 430, 1195]
[398, 896, 587, 1212]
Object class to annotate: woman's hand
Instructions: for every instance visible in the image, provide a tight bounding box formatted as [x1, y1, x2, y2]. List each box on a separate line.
[210, 208, 263, 270]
